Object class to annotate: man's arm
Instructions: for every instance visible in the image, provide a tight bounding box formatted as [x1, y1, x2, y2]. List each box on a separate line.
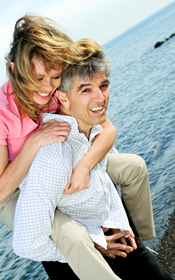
[12, 147, 68, 262]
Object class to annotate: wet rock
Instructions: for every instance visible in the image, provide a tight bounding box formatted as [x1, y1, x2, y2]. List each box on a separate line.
[156, 209, 175, 277]
[170, 32, 175, 38]
[154, 41, 164, 48]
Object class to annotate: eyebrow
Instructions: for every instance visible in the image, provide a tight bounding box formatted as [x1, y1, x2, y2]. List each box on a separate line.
[77, 79, 110, 92]
[102, 79, 110, 85]
[77, 83, 91, 92]
[36, 71, 62, 77]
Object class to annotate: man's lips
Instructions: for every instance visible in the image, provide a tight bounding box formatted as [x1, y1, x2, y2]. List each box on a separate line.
[90, 106, 104, 113]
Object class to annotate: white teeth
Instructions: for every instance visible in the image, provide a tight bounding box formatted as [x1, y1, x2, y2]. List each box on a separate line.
[37, 91, 50, 97]
[91, 106, 103, 112]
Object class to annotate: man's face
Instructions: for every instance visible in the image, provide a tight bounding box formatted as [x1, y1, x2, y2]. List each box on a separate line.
[67, 71, 109, 138]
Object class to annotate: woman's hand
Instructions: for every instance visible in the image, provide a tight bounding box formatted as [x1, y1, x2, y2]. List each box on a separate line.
[64, 161, 90, 195]
[30, 120, 70, 149]
[0, 120, 70, 203]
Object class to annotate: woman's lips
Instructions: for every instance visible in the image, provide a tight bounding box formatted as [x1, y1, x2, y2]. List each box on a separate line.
[35, 91, 52, 99]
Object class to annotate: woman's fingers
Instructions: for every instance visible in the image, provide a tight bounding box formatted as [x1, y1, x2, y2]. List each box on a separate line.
[32, 120, 71, 146]
[64, 164, 90, 194]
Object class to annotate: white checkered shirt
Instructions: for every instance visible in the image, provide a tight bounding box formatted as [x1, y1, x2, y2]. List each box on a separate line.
[13, 113, 130, 263]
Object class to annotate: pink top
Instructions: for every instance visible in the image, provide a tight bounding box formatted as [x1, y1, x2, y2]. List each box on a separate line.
[0, 81, 59, 163]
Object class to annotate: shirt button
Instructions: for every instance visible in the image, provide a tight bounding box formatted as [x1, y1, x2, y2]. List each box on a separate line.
[104, 184, 106, 188]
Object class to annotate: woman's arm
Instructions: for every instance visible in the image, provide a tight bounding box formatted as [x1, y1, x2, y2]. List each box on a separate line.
[64, 118, 117, 194]
[0, 143, 38, 203]
[0, 120, 70, 203]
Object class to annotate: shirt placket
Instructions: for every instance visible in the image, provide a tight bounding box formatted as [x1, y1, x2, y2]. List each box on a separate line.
[96, 166, 110, 221]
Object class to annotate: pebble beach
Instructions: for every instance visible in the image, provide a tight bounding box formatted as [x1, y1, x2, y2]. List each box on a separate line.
[157, 209, 175, 278]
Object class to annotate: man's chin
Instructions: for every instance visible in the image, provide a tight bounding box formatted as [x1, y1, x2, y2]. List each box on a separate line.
[96, 115, 106, 125]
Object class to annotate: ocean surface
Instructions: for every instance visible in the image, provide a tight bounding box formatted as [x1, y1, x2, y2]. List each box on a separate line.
[1, 2, 175, 279]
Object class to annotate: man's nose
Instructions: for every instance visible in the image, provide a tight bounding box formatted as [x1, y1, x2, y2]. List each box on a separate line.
[93, 88, 105, 102]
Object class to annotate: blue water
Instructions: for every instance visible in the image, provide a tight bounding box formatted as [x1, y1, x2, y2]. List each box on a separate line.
[1, 2, 175, 279]
[104, 1, 175, 251]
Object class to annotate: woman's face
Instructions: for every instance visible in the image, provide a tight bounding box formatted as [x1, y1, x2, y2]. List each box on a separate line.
[31, 56, 62, 109]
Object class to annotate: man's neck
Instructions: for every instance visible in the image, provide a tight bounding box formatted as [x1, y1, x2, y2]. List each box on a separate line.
[58, 107, 92, 139]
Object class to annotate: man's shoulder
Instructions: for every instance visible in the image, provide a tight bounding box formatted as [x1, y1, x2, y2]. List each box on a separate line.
[19, 141, 73, 192]
[34, 141, 73, 172]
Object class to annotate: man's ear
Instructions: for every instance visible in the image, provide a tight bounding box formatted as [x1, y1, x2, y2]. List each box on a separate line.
[55, 90, 70, 108]
[9, 62, 15, 73]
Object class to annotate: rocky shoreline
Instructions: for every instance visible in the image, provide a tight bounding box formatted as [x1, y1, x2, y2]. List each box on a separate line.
[156, 209, 175, 277]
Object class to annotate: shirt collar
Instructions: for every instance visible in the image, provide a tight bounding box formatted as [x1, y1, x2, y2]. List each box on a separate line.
[42, 113, 103, 141]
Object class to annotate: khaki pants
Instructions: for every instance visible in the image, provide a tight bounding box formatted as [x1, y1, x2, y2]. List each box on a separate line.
[106, 153, 155, 240]
[0, 153, 155, 279]
[0, 188, 19, 231]
[0, 192, 119, 280]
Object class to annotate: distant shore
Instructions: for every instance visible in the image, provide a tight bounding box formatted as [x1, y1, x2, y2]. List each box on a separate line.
[156, 209, 175, 277]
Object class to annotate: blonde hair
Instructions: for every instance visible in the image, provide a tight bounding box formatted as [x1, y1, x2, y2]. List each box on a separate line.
[5, 15, 103, 120]
[59, 47, 112, 94]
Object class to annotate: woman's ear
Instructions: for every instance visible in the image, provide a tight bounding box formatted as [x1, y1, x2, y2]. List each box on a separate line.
[9, 62, 15, 73]
[56, 90, 70, 108]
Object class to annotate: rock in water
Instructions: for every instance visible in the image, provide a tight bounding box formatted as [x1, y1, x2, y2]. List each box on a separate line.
[154, 41, 164, 48]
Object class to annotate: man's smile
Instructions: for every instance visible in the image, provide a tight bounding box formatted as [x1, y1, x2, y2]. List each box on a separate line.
[90, 104, 106, 115]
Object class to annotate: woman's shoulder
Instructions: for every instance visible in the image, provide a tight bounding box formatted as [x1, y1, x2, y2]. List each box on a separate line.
[0, 81, 14, 106]
[0, 81, 20, 123]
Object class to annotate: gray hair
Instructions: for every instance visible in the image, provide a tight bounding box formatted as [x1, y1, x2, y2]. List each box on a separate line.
[59, 51, 112, 93]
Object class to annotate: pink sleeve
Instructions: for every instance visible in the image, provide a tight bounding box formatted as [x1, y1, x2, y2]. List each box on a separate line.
[0, 110, 8, 145]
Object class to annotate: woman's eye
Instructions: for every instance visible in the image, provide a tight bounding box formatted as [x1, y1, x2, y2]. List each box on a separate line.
[37, 78, 43, 81]
[53, 75, 61, 79]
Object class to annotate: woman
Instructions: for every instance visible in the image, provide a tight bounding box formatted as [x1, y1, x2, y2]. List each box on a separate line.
[0, 15, 154, 280]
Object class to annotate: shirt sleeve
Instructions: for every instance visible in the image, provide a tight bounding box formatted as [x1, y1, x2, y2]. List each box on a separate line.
[12, 151, 68, 262]
[0, 109, 8, 145]
[109, 145, 119, 154]
[102, 180, 130, 235]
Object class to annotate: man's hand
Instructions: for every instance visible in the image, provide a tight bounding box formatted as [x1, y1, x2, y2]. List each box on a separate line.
[112, 228, 137, 251]
[94, 228, 137, 259]
[127, 227, 137, 250]
[94, 230, 134, 259]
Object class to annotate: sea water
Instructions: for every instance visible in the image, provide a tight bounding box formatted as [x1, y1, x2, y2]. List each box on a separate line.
[0, 2, 175, 279]
[104, 0, 175, 251]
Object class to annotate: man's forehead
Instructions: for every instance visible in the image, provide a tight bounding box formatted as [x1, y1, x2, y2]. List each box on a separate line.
[74, 72, 108, 91]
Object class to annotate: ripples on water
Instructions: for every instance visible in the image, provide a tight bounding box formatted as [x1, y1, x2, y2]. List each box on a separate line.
[1, 2, 175, 279]
[105, 1, 175, 251]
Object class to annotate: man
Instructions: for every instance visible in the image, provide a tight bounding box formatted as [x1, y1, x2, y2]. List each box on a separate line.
[13, 49, 174, 280]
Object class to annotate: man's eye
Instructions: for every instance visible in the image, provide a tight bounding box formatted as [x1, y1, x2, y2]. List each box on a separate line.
[100, 84, 108, 89]
[82, 89, 89, 93]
